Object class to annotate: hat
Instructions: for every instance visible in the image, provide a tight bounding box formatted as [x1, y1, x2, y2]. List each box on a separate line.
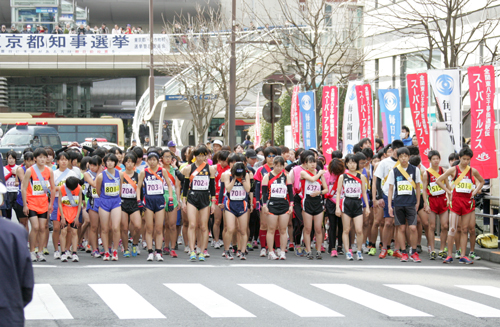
[167, 141, 176, 147]
[309, 147, 318, 154]
[132, 139, 137, 143]
[92, 138, 97, 142]
[213, 140, 223, 146]
[27, 25, 31, 28]
[245, 149, 257, 159]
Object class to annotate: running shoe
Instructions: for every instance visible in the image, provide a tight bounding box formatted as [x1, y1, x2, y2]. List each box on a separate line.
[279, 252, 286, 260]
[416, 245, 422, 253]
[306, 252, 314, 260]
[349, 249, 353, 256]
[288, 243, 295, 251]
[410, 252, 421, 263]
[66, 251, 73, 260]
[247, 243, 253, 252]
[430, 251, 437, 260]
[34, 247, 39, 253]
[61, 253, 68, 262]
[236, 250, 242, 258]
[260, 248, 267, 257]
[331, 249, 338, 257]
[357, 250, 363, 261]
[177, 235, 183, 245]
[443, 256, 453, 264]
[214, 241, 221, 249]
[459, 256, 473, 265]
[295, 246, 305, 257]
[240, 252, 247, 260]
[103, 252, 110, 261]
[321, 245, 326, 253]
[268, 251, 278, 260]
[86, 244, 92, 253]
[54, 251, 61, 260]
[184, 246, 190, 253]
[387, 249, 394, 256]
[469, 252, 481, 260]
[276, 248, 282, 257]
[72, 254, 79, 262]
[136, 247, 141, 255]
[438, 251, 446, 260]
[189, 251, 197, 261]
[93, 249, 101, 258]
[196, 247, 201, 255]
[455, 249, 461, 259]
[400, 253, 409, 262]
[163, 247, 170, 256]
[225, 250, 234, 260]
[43, 247, 49, 255]
[316, 251, 322, 260]
[346, 252, 353, 261]
[78, 244, 85, 251]
[198, 253, 205, 262]
[142, 241, 147, 250]
[210, 240, 215, 247]
[362, 244, 369, 254]
[252, 240, 259, 249]
[221, 251, 226, 257]
[112, 250, 118, 261]
[203, 250, 210, 258]
[170, 250, 178, 258]
[131, 246, 138, 257]
[379, 248, 388, 259]
[123, 250, 131, 258]
[38, 253, 46, 262]
[444, 247, 448, 253]
[368, 247, 377, 256]
[337, 247, 345, 255]
[393, 250, 402, 259]
[147, 253, 154, 261]
[155, 253, 164, 261]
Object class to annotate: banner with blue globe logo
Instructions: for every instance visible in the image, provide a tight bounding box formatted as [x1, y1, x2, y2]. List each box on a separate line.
[298, 91, 317, 149]
[378, 89, 401, 144]
[428, 70, 462, 153]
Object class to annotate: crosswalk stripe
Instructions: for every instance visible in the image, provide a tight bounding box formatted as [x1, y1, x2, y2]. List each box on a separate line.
[456, 285, 500, 300]
[312, 284, 432, 317]
[89, 284, 166, 319]
[164, 283, 255, 318]
[386, 284, 500, 317]
[239, 284, 343, 317]
[25, 284, 73, 320]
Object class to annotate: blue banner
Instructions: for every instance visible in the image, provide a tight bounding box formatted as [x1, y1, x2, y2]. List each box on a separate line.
[378, 89, 401, 144]
[36, 7, 58, 13]
[298, 91, 317, 149]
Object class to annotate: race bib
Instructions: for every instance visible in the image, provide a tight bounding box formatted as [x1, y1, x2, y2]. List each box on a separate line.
[397, 180, 413, 196]
[6, 177, 17, 192]
[192, 175, 209, 191]
[32, 180, 50, 195]
[429, 182, 445, 196]
[146, 179, 163, 195]
[344, 183, 361, 198]
[229, 185, 246, 200]
[121, 183, 137, 198]
[456, 178, 473, 194]
[91, 187, 99, 198]
[104, 182, 119, 196]
[271, 184, 287, 199]
[305, 180, 320, 195]
[61, 196, 79, 206]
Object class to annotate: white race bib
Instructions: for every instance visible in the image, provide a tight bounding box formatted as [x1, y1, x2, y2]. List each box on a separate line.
[146, 179, 163, 195]
[344, 181, 361, 198]
[305, 180, 320, 196]
[104, 182, 119, 196]
[229, 185, 246, 200]
[121, 183, 137, 198]
[192, 175, 209, 191]
[270, 184, 287, 199]
[6, 177, 17, 192]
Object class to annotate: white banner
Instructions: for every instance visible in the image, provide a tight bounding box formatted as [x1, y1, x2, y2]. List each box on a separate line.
[0, 34, 170, 55]
[342, 81, 361, 154]
[428, 69, 462, 152]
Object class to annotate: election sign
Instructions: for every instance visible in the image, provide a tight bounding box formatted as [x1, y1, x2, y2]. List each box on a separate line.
[378, 89, 401, 144]
[342, 81, 361, 154]
[322, 86, 339, 163]
[291, 85, 301, 149]
[468, 65, 498, 179]
[407, 73, 431, 167]
[355, 84, 374, 150]
[298, 91, 317, 149]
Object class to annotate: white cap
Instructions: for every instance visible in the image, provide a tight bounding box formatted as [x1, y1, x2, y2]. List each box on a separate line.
[213, 140, 223, 146]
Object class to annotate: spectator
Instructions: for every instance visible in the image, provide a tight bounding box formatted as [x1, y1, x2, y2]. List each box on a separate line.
[137, 26, 144, 34]
[212, 140, 223, 153]
[10, 25, 19, 33]
[77, 24, 86, 35]
[100, 23, 109, 34]
[132, 26, 137, 34]
[144, 136, 151, 147]
[168, 141, 181, 158]
[64, 23, 71, 34]
[0, 25, 7, 33]
[93, 26, 99, 34]
[112, 24, 120, 35]
[85, 25, 91, 34]
[69, 28, 76, 34]
[52, 25, 63, 34]
[125, 24, 132, 34]
[401, 125, 412, 146]
[162, 121, 171, 146]
[249, 21, 257, 31]
[34, 25, 41, 34]
[22, 25, 31, 34]
[91, 138, 99, 149]
[139, 119, 149, 144]
[128, 139, 138, 151]
[173, 23, 182, 47]
[243, 134, 253, 149]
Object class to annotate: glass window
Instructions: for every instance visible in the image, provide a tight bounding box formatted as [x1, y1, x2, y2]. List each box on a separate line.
[57, 125, 76, 133]
[0, 134, 31, 146]
[208, 118, 225, 137]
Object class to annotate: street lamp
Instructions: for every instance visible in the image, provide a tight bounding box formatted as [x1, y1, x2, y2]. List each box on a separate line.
[228, 0, 236, 148]
[149, 0, 155, 145]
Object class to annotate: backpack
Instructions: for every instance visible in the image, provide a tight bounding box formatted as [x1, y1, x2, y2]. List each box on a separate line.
[476, 233, 499, 249]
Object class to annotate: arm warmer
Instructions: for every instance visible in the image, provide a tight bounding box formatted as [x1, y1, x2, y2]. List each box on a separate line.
[175, 169, 184, 182]
[218, 182, 225, 203]
[255, 180, 261, 202]
[250, 178, 255, 193]
[261, 185, 269, 205]
[182, 178, 190, 197]
[287, 184, 294, 202]
[376, 178, 383, 200]
[285, 162, 297, 172]
[55, 146, 69, 156]
[210, 178, 215, 197]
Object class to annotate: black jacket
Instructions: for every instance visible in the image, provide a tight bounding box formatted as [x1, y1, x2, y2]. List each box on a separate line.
[139, 124, 149, 138]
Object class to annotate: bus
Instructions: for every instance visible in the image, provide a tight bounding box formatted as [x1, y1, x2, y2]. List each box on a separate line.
[0, 113, 125, 147]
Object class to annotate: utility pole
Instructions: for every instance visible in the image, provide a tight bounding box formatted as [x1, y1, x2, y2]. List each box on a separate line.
[149, 0, 154, 145]
[228, 0, 236, 148]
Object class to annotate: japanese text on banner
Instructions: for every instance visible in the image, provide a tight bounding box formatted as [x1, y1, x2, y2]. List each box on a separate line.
[322, 86, 338, 164]
[407, 73, 431, 167]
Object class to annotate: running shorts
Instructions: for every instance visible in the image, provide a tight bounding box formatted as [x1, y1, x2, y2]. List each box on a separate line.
[224, 198, 248, 217]
[429, 194, 448, 215]
[268, 199, 289, 216]
[187, 190, 210, 211]
[121, 198, 139, 215]
[303, 196, 324, 216]
[144, 195, 166, 213]
[340, 197, 363, 218]
[450, 196, 475, 216]
[99, 196, 121, 212]
[394, 206, 417, 226]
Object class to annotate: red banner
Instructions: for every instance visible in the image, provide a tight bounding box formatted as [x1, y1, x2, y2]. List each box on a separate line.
[407, 73, 431, 167]
[355, 84, 374, 150]
[322, 86, 338, 164]
[468, 65, 498, 179]
[291, 85, 301, 148]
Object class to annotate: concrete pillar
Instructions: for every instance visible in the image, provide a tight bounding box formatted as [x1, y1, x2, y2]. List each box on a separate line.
[136, 76, 149, 104]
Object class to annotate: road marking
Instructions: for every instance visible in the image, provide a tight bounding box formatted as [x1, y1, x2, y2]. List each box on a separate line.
[312, 284, 431, 317]
[164, 283, 255, 318]
[25, 284, 73, 320]
[89, 284, 165, 319]
[456, 285, 500, 299]
[239, 284, 343, 317]
[386, 284, 500, 317]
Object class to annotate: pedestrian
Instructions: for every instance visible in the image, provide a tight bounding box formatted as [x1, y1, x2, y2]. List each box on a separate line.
[139, 120, 149, 144]
[243, 134, 253, 149]
[10, 25, 19, 33]
[167, 141, 181, 158]
[0, 216, 34, 326]
[401, 126, 412, 146]
[0, 25, 7, 33]
[100, 23, 109, 34]
[22, 25, 31, 34]
[112, 24, 120, 35]
[144, 136, 151, 147]
[162, 121, 171, 146]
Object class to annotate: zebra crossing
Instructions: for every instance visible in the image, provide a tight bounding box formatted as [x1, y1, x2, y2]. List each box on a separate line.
[25, 283, 500, 320]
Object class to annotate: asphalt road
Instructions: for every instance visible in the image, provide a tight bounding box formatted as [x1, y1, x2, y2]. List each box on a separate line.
[26, 245, 500, 327]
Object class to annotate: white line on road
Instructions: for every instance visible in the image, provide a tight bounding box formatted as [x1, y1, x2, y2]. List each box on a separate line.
[25, 284, 73, 320]
[32, 264, 491, 269]
[89, 284, 166, 319]
[164, 283, 255, 318]
[239, 284, 343, 317]
[386, 284, 500, 318]
[456, 285, 500, 299]
[312, 284, 432, 317]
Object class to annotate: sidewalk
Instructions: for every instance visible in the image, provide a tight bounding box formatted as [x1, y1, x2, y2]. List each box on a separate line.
[421, 236, 500, 263]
